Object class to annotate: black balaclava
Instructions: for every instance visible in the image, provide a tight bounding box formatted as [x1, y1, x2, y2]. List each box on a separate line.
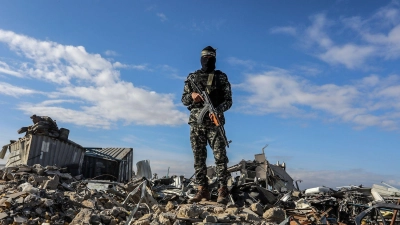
[200, 46, 216, 73]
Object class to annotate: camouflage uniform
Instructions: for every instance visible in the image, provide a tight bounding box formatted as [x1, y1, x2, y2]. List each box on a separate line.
[181, 69, 232, 188]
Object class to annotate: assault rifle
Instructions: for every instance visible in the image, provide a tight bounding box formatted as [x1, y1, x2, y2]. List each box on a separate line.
[187, 77, 231, 148]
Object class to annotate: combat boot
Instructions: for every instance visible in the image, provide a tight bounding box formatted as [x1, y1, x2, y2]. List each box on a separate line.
[217, 186, 229, 204]
[189, 186, 210, 203]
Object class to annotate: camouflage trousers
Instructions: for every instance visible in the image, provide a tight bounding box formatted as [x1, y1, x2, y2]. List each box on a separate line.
[190, 123, 229, 187]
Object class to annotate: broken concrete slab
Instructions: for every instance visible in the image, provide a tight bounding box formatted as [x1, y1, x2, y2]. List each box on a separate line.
[42, 174, 59, 190]
[263, 207, 285, 223]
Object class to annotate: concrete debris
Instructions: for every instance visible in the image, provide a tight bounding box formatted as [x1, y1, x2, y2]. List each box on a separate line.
[263, 207, 285, 222]
[1, 117, 399, 224]
[0, 161, 399, 225]
[251, 202, 264, 216]
[17, 115, 66, 140]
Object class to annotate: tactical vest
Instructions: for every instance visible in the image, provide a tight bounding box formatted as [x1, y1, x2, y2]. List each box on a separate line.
[191, 70, 225, 109]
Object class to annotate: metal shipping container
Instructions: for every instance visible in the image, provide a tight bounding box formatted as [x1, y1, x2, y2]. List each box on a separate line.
[6, 134, 85, 175]
[82, 147, 133, 182]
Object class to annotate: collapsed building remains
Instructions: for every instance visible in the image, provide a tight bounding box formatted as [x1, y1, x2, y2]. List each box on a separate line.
[82, 148, 134, 183]
[2, 134, 85, 176]
[1, 116, 133, 180]
[1, 156, 399, 225]
[224, 150, 296, 192]
[0, 116, 399, 225]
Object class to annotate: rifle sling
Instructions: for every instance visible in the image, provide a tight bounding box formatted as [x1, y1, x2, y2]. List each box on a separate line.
[206, 72, 214, 94]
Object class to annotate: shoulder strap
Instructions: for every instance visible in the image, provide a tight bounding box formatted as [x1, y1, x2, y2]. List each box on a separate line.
[206, 72, 214, 94]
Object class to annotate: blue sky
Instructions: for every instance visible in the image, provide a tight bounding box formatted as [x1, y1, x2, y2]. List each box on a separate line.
[0, 1, 399, 189]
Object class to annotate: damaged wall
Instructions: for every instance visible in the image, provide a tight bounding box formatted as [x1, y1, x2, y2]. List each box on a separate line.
[81, 156, 120, 181]
[5, 134, 85, 176]
[82, 148, 133, 182]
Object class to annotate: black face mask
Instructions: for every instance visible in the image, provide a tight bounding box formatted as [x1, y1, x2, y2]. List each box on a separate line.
[201, 56, 216, 73]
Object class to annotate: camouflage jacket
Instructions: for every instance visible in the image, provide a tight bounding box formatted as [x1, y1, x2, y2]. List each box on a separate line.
[181, 69, 232, 125]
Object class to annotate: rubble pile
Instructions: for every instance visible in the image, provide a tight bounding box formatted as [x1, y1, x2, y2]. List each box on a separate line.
[1, 164, 399, 225]
[147, 174, 400, 225]
[1, 116, 399, 225]
[0, 164, 288, 225]
[17, 115, 66, 141]
[0, 164, 134, 224]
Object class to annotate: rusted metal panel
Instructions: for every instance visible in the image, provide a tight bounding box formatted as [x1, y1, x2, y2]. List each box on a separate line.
[6, 134, 85, 175]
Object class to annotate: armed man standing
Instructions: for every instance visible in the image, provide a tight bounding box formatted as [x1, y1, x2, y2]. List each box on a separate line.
[181, 46, 232, 204]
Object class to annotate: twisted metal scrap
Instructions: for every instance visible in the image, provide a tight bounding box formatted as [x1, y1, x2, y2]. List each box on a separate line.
[124, 180, 148, 225]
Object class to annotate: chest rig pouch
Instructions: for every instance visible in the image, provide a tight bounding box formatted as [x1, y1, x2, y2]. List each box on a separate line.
[191, 70, 224, 109]
[193, 70, 220, 94]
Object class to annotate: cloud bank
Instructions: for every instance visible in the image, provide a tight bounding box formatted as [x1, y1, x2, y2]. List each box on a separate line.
[239, 69, 400, 129]
[0, 29, 187, 128]
[271, 2, 400, 69]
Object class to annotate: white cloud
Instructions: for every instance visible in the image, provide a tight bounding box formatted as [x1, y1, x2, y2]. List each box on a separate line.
[0, 61, 22, 77]
[0, 29, 187, 128]
[305, 14, 334, 49]
[17, 82, 187, 128]
[378, 85, 400, 97]
[239, 69, 400, 129]
[158, 64, 176, 72]
[0, 29, 117, 85]
[295, 65, 322, 76]
[226, 57, 256, 70]
[112, 63, 176, 72]
[356, 24, 400, 60]
[342, 2, 400, 60]
[59, 83, 186, 126]
[146, 5, 157, 11]
[38, 99, 80, 106]
[157, 65, 184, 80]
[157, 13, 167, 22]
[270, 26, 297, 35]
[0, 82, 40, 97]
[372, 1, 400, 26]
[318, 44, 376, 69]
[303, 14, 378, 69]
[18, 104, 112, 128]
[104, 50, 118, 56]
[113, 62, 150, 70]
[273, 2, 400, 69]
[359, 74, 380, 87]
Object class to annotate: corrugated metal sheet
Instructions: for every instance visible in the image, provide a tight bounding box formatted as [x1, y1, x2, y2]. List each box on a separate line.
[119, 148, 133, 182]
[82, 147, 133, 182]
[93, 148, 132, 160]
[6, 134, 85, 175]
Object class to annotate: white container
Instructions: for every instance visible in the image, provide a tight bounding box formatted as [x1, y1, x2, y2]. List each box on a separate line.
[304, 186, 330, 195]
